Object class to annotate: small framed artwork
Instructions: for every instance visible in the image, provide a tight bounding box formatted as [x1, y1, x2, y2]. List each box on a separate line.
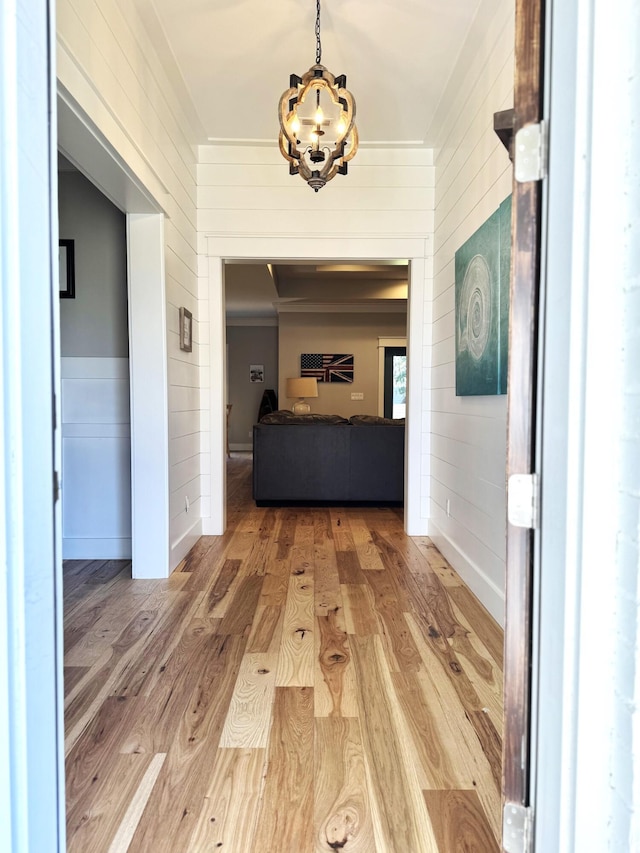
[250, 364, 264, 383]
[59, 239, 75, 299]
[179, 307, 193, 352]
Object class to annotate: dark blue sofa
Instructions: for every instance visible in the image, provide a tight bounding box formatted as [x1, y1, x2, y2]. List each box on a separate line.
[252, 413, 405, 505]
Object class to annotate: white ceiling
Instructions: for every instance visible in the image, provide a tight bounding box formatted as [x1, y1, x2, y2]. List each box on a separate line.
[142, 0, 483, 146]
[133, 1, 482, 314]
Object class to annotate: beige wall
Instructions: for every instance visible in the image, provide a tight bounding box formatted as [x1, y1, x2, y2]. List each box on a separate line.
[278, 312, 406, 418]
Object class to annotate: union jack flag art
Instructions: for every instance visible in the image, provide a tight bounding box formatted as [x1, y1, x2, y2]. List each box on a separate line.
[300, 353, 354, 383]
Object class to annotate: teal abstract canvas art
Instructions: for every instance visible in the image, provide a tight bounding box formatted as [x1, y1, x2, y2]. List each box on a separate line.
[455, 195, 511, 396]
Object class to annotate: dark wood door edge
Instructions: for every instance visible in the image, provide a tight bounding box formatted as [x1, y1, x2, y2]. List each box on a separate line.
[503, 0, 546, 818]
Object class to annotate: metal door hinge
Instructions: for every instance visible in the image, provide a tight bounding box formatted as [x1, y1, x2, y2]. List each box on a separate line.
[53, 470, 60, 504]
[508, 473, 540, 529]
[503, 803, 533, 853]
[514, 120, 548, 182]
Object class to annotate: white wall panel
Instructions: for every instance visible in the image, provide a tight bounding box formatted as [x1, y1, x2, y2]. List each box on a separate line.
[197, 165, 434, 190]
[426, 0, 514, 625]
[170, 433, 201, 468]
[169, 477, 203, 519]
[170, 410, 201, 439]
[199, 146, 433, 167]
[198, 186, 435, 211]
[431, 337, 455, 367]
[171, 454, 201, 491]
[63, 437, 131, 536]
[61, 358, 131, 559]
[62, 379, 130, 424]
[170, 386, 201, 412]
[199, 209, 434, 237]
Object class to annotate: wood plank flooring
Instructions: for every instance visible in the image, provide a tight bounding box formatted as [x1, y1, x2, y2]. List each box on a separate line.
[64, 454, 503, 852]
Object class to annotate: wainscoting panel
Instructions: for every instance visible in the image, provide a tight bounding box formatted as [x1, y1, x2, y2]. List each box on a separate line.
[61, 357, 131, 559]
[62, 378, 130, 424]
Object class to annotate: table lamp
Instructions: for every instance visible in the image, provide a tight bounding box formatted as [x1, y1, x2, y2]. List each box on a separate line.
[285, 377, 319, 414]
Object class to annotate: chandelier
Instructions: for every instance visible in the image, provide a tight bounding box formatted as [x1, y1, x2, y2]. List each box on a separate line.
[278, 0, 358, 192]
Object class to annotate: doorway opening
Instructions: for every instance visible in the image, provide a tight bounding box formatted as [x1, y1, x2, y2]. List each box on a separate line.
[205, 243, 428, 539]
[57, 154, 132, 571]
[382, 345, 407, 420]
[224, 260, 408, 516]
[57, 92, 171, 581]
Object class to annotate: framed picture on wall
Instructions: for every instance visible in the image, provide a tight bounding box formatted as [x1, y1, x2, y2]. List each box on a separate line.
[179, 307, 193, 352]
[301, 353, 354, 383]
[59, 239, 75, 299]
[250, 364, 264, 383]
[454, 195, 511, 396]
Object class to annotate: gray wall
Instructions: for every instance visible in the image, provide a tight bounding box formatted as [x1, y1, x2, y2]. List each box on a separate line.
[227, 325, 278, 447]
[58, 170, 128, 356]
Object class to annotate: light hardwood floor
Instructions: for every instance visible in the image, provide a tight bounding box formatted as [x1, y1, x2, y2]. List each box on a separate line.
[64, 454, 503, 852]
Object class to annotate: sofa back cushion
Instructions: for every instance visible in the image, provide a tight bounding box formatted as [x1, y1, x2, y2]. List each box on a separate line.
[259, 410, 349, 425]
[349, 414, 405, 426]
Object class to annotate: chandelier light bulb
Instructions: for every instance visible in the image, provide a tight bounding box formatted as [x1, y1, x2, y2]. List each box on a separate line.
[291, 114, 301, 134]
[314, 105, 324, 126]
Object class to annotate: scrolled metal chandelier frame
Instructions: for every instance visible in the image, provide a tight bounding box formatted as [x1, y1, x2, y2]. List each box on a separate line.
[278, 0, 358, 192]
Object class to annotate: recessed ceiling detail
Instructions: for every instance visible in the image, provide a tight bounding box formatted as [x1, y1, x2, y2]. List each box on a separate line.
[224, 261, 408, 318]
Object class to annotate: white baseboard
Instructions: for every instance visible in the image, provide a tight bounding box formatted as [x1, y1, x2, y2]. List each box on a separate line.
[229, 443, 252, 452]
[427, 522, 505, 627]
[62, 537, 132, 560]
[169, 518, 203, 571]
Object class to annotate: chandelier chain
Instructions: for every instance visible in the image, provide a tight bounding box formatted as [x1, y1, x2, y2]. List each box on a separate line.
[315, 0, 322, 64]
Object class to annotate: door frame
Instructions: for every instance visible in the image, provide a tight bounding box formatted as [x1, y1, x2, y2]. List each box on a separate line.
[1, 0, 63, 847]
[203, 236, 428, 537]
[531, 0, 640, 849]
[503, 0, 546, 836]
[377, 337, 407, 417]
[57, 89, 171, 579]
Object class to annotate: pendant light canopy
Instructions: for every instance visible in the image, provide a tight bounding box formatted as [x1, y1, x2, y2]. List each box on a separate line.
[278, 0, 358, 192]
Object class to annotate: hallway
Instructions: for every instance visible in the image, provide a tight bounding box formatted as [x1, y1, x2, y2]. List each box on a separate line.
[64, 455, 503, 852]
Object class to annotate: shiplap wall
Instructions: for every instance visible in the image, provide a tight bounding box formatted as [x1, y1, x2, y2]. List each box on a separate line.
[197, 147, 434, 236]
[427, 0, 514, 623]
[197, 145, 434, 534]
[57, 0, 205, 569]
